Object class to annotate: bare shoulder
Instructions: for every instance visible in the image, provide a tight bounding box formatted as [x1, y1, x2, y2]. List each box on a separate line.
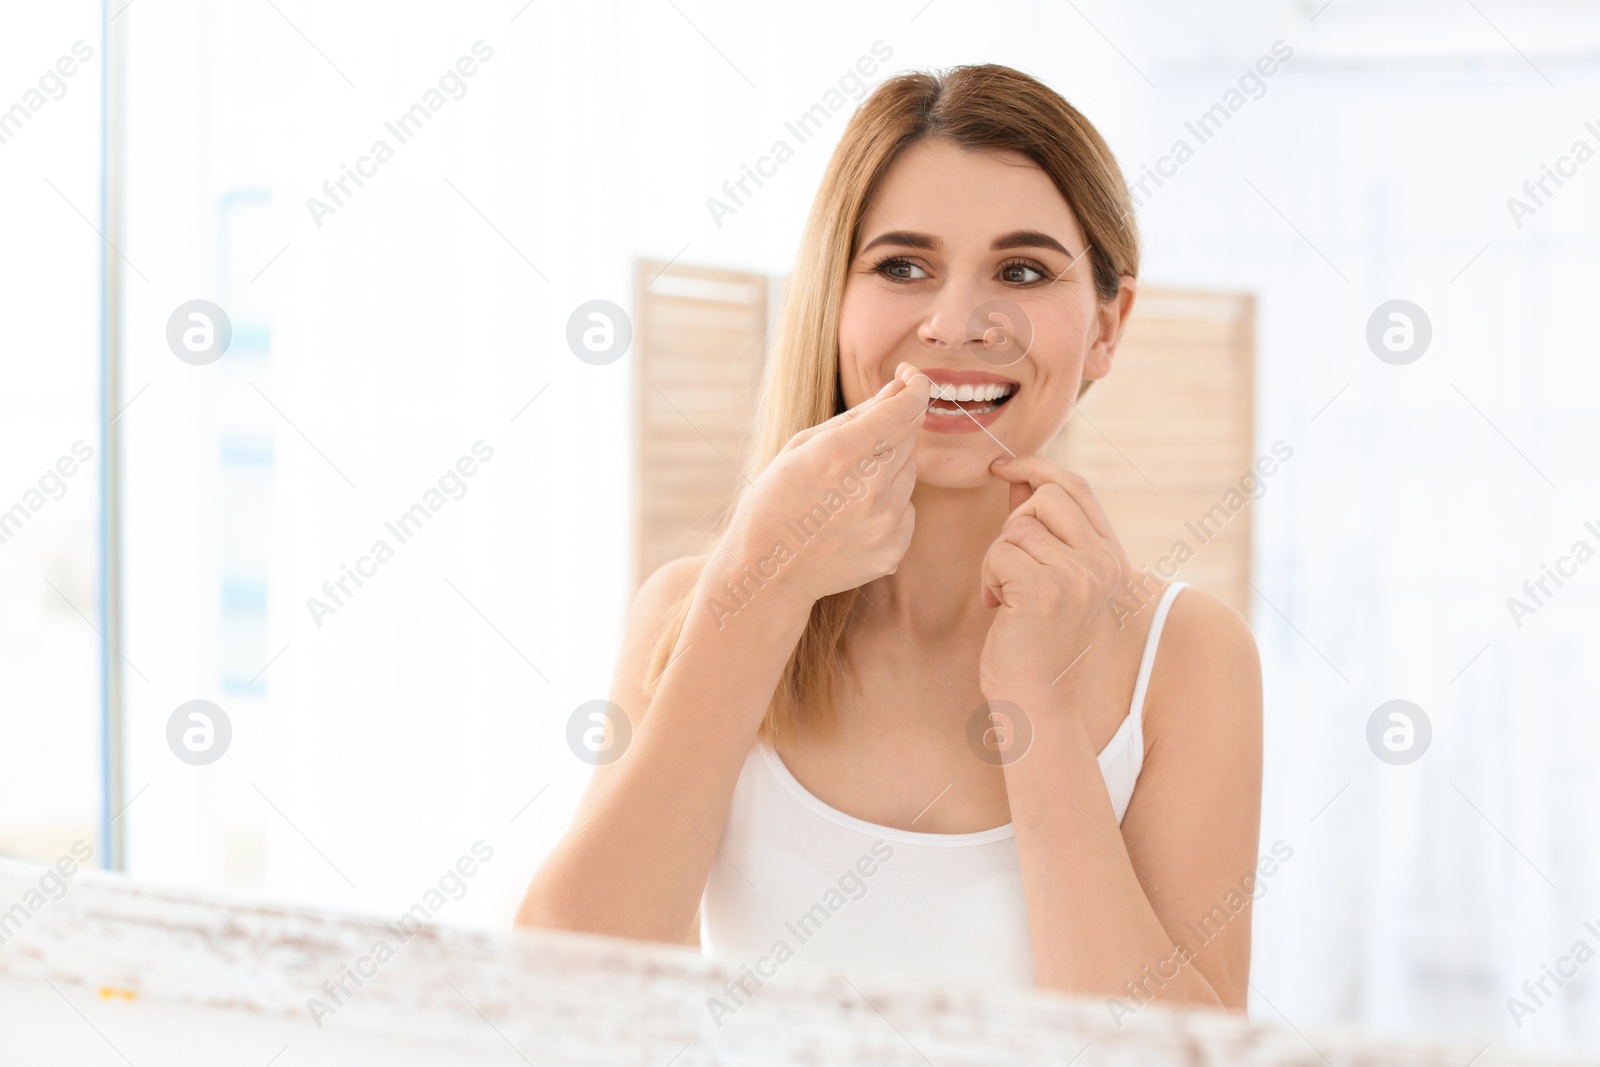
[579, 554, 712, 807]
[1143, 585, 1262, 745]
[1162, 585, 1260, 673]
[615, 554, 712, 689]
[631, 554, 711, 624]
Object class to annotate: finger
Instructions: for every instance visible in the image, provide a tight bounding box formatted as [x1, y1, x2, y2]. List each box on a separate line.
[999, 514, 1068, 568]
[828, 367, 926, 476]
[1014, 482, 1098, 549]
[849, 362, 930, 440]
[782, 371, 913, 453]
[873, 409, 925, 475]
[830, 416, 918, 487]
[795, 364, 928, 462]
[990, 455, 1114, 540]
[886, 456, 917, 504]
[981, 539, 1038, 608]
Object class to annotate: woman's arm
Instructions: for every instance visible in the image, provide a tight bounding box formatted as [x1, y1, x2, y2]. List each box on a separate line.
[514, 543, 813, 944]
[979, 456, 1262, 1009]
[1000, 591, 1262, 1009]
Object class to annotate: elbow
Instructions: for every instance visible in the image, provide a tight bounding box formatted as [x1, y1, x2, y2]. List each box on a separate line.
[513, 871, 574, 933]
[512, 884, 551, 930]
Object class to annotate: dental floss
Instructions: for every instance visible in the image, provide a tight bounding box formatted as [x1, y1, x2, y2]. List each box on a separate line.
[906, 371, 1018, 458]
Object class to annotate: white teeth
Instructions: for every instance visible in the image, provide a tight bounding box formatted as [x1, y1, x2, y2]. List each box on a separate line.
[930, 382, 1015, 403]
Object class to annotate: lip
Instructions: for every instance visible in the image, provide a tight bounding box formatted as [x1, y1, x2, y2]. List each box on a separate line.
[913, 367, 1021, 434]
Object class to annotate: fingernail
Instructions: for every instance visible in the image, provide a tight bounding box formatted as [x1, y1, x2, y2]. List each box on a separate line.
[992, 456, 1011, 466]
[877, 376, 903, 397]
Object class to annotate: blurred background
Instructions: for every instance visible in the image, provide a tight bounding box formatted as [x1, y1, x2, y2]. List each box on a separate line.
[3, 0, 1598, 1055]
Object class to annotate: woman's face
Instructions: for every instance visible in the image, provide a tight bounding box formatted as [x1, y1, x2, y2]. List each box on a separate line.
[837, 138, 1134, 488]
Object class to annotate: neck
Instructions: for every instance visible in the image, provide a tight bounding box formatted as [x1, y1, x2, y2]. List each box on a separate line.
[861, 478, 1011, 638]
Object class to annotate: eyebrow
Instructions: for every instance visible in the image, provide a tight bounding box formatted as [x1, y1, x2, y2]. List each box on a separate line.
[857, 229, 1077, 258]
[859, 230, 938, 254]
[991, 229, 1075, 257]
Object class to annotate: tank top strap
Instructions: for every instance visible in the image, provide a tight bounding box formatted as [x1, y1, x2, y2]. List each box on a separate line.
[1127, 581, 1187, 747]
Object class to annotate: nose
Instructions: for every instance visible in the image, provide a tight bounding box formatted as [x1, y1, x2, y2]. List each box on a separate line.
[916, 282, 1029, 366]
[915, 276, 990, 351]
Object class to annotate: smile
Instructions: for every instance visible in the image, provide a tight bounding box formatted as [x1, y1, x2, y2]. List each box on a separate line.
[917, 370, 1020, 433]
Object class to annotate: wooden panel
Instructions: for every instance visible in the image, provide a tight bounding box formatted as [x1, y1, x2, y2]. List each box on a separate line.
[633, 260, 768, 589]
[0, 859, 1569, 1066]
[1048, 289, 1257, 621]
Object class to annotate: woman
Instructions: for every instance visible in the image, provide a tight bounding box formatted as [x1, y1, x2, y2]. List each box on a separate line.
[517, 63, 1262, 1013]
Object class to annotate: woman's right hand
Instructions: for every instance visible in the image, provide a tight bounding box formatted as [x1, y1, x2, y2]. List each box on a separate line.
[714, 361, 928, 609]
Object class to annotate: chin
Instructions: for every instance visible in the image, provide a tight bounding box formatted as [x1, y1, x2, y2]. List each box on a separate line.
[909, 438, 1015, 490]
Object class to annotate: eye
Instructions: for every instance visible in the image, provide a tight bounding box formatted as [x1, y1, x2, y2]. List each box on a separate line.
[999, 259, 1047, 285]
[871, 256, 930, 282]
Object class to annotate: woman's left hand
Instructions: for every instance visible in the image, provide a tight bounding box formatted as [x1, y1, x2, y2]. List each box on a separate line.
[977, 455, 1131, 700]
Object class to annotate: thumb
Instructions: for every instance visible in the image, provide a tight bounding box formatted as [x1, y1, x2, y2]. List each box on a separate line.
[793, 377, 908, 444]
[1009, 479, 1033, 513]
[991, 457, 1036, 511]
[782, 375, 907, 453]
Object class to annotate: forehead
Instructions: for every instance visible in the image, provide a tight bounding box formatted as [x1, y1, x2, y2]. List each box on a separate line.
[857, 138, 1086, 251]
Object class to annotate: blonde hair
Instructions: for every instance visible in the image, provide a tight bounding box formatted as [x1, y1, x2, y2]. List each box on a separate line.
[646, 63, 1140, 745]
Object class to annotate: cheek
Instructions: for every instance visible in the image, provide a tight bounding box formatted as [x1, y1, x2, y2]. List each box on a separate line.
[1028, 381, 1076, 441]
[1027, 310, 1091, 378]
[1011, 310, 1090, 441]
[838, 285, 914, 406]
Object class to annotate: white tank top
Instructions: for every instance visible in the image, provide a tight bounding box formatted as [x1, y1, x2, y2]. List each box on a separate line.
[700, 581, 1188, 991]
